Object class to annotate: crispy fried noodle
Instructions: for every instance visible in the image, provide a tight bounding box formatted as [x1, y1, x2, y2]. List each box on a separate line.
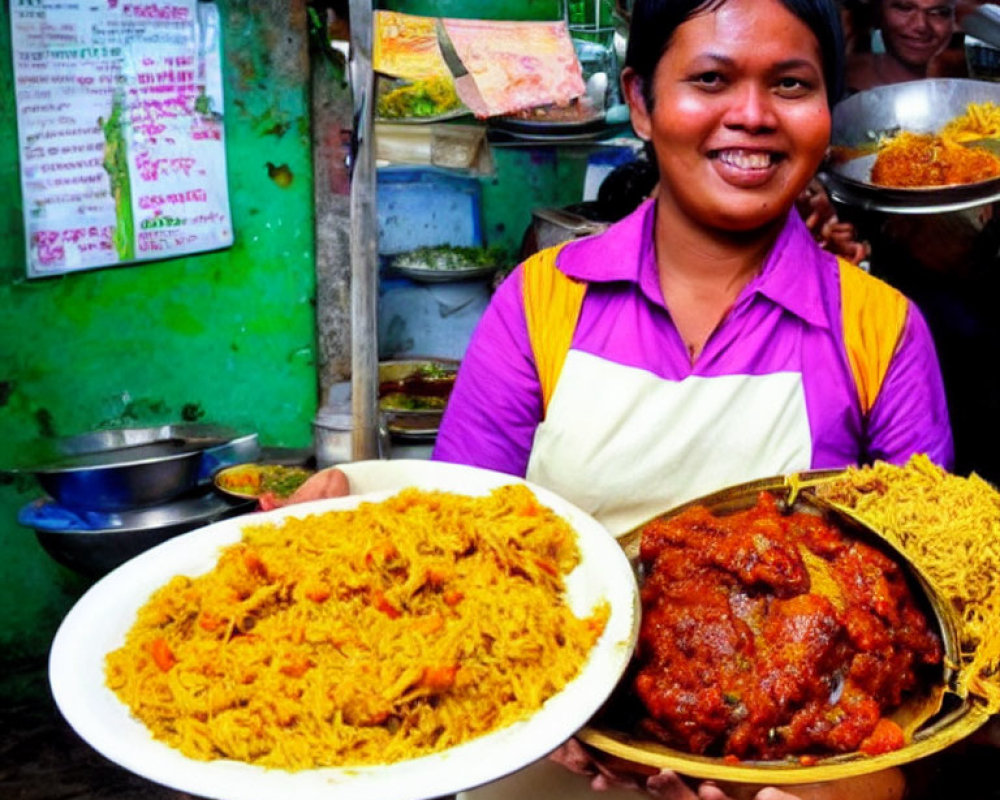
[105, 486, 609, 769]
[817, 455, 1000, 707]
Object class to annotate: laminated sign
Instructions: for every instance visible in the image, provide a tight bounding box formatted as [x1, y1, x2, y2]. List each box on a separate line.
[10, 0, 233, 277]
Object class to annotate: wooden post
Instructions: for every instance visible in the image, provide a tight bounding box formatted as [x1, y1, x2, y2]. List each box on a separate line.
[348, 0, 379, 460]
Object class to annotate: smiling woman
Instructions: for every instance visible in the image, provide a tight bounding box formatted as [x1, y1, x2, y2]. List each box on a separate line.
[622, 0, 832, 238]
[292, 1, 956, 798]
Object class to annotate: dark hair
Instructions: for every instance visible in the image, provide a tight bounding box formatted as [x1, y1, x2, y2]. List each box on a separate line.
[623, 0, 845, 109]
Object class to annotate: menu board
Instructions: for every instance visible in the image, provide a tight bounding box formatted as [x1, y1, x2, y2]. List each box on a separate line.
[10, 0, 232, 278]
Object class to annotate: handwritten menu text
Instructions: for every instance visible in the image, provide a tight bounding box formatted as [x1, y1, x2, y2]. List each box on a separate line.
[11, 0, 232, 277]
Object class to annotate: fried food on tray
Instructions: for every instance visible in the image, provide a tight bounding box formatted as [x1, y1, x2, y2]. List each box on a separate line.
[105, 486, 608, 769]
[817, 454, 1000, 707]
[871, 131, 1000, 188]
[871, 102, 1000, 188]
[630, 492, 941, 761]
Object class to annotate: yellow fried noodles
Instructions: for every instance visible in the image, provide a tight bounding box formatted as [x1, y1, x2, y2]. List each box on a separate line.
[105, 485, 608, 769]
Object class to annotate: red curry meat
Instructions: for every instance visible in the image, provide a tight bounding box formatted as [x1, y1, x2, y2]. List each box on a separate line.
[633, 492, 941, 760]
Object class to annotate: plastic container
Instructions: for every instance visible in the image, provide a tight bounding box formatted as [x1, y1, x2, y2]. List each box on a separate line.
[376, 166, 482, 255]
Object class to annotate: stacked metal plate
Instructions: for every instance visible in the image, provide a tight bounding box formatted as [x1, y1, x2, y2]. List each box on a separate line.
[12, 424, 259, 577]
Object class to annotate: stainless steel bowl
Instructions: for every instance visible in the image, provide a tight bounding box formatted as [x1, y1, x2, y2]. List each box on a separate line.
[823, 79, 1000, 214]
[15, 424, 258, 512]
[22, 491, 256, 578]
[32, 442, 204, 512]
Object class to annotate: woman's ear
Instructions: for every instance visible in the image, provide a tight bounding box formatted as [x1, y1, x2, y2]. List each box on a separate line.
[621, 67, 652, 141]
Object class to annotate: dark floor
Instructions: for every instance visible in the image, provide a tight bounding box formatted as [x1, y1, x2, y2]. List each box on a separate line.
[1, 660, 202, 800]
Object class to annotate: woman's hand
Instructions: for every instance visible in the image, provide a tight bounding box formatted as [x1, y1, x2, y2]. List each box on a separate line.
[549, 739, 903, 800]
[257, 467, 350, 510]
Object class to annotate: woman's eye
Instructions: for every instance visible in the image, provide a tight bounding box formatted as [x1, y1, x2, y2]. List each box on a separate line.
[691, 71, 725, 89]
[775, 77, 813, 96]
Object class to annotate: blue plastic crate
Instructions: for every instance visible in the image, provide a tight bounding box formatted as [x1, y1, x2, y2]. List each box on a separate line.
[377, 167, 483, 255]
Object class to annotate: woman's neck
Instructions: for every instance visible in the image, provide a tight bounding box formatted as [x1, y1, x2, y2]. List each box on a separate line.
[652, 198, 784, 363]
[653, 201, 780, 293]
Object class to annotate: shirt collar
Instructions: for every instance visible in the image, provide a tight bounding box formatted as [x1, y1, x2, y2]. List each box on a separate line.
[750, 208, 834, 330]
[556, 198, 834, 330]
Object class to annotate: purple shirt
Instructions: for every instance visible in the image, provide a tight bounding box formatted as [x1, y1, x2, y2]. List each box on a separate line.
[434, 200, 953, 513]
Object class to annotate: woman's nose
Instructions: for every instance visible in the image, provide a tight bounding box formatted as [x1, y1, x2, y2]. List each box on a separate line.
[723, 83, 777, 132]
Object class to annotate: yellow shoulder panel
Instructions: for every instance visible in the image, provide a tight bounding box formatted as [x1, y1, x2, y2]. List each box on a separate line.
[522, 242, 586, 415]
[838, 257, 909, 416]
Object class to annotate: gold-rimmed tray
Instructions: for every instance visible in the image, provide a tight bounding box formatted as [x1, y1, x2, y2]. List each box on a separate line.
[581, 471, 990, 785]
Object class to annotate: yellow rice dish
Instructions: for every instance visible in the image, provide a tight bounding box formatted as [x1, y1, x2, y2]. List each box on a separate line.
[105, 485, 608, 769]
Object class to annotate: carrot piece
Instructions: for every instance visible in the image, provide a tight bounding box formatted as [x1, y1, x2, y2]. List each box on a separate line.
[365, 541, 399, 567]
[443, 590, 464, 606]
[373, 590, 401, 619]
[279, 657, 312, 678]
[534, 558, 559, 577]
[150, 638, 176, 672]
[420, 664, 458, 690]
[243, 550, 267, 578]
[416, 613, 444, 634]
[305, 583, 331, 603]
[198, 612, 223, 632]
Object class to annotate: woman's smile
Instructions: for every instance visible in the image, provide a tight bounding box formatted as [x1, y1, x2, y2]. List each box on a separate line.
[711, 148, 786, 186]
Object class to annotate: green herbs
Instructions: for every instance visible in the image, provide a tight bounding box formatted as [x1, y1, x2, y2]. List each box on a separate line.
[392, 244, 506, 272]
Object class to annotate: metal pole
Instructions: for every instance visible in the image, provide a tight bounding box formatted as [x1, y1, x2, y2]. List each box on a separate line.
[348, 0, 379, 460]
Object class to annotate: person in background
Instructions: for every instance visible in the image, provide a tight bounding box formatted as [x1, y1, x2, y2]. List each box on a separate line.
[795, 176, 871, 264]
[845, 0, 957, 91]
[289, 0, 952, 797]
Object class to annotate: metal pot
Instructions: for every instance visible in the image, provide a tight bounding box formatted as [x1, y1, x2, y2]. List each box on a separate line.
[21, 490, 255, 578]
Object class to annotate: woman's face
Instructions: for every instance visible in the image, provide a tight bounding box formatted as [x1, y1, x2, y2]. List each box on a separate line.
[880, 0, 954, 72]
[624, 0, 830, 233]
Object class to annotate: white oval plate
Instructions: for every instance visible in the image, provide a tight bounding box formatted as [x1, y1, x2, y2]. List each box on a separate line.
[49, 459, 639, 800]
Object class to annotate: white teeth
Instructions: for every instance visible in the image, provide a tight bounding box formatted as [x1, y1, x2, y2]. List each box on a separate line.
[718, 150, 772, 169]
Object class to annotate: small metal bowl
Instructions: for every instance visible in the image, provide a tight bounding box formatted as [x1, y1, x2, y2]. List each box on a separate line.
[21, 490, 256, 578]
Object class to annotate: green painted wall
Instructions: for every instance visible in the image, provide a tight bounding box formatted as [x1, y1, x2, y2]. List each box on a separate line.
[0, 0, 614, 669]
[0, 3, 317, 666]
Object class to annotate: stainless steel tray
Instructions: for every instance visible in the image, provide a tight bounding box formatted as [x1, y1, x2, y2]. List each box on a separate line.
[21, 490, 255, 578]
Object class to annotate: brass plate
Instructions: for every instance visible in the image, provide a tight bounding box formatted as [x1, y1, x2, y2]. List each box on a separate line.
[583, 471, 988, 785]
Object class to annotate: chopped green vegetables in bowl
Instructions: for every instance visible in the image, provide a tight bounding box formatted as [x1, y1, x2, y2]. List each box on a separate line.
[392, 245, 506, 273]
[214, 464, 313, 500]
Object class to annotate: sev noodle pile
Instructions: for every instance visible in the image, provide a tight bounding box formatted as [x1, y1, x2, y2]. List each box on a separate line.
[871, 102, 1000, 188]
[941, 101, 1000, 142]
[816, 455, 1000, 708]
[105, 485, 609, 769]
